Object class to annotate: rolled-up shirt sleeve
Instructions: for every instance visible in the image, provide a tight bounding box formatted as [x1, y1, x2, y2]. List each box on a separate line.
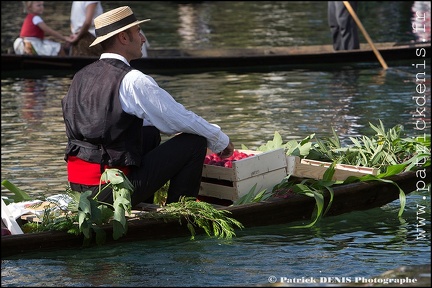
[119, 69, 229, 153]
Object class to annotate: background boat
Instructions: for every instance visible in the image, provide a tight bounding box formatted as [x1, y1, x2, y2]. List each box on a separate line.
[1, 42, 430, 75]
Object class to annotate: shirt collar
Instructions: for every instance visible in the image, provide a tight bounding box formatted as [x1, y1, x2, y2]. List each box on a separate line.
[100, 53, 130, 66]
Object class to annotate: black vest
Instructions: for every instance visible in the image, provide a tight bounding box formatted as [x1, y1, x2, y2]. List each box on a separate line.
[62, 58, 144, 167]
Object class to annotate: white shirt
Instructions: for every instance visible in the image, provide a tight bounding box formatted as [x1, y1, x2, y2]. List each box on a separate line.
[70, 1, 103, 36]
[100, 53, 230, 154]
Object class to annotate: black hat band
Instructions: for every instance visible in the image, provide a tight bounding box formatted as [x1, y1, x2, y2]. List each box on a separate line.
[95, 14, 137, 37]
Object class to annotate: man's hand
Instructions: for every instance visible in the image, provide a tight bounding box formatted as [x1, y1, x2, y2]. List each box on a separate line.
[218, 141, 234, 159]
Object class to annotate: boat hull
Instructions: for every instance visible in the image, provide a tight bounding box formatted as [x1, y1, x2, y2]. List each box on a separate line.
[2, 167, 430, 258]
[1, 42, 430, 75]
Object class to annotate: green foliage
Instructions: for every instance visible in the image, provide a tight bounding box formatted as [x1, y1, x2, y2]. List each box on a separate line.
[140, 196, 244, 240]
[70, 168, 133, 245]
[1, 180, 32, 204]
[21, 208, 79, 235]
[153, 181, 169, 206]
[3, 169, 133, 246]
[246, 121, 430, 175]
[2, 170, 244, 243]
[270, 164, 337, 228]
[242, 131, 315, 157]
[310, 120, 430, 173]
[232, 184, 273, 205]
[342, 164, 409, 217]
[238, 120, 431, 227]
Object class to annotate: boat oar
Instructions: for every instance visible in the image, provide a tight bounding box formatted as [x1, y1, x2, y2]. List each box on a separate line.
[343, 1, 388, 70]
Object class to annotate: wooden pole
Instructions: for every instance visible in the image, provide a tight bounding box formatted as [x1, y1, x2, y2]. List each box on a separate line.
[343, 1, 388, 70]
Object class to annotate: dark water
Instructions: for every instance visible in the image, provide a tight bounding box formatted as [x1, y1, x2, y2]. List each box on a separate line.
[1, 1, 431, 287]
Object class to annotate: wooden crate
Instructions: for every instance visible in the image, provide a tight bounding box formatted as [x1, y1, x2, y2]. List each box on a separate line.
[199, 148, 288, 201]
[286, 156, 379, 181]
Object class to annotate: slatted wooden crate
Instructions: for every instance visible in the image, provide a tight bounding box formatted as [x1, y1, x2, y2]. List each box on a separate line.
[199, 148, 288, 201]
[286, 156, 379, 181]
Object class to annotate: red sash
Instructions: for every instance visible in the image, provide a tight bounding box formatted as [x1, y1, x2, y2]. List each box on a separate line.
[67, 155, 131, 185]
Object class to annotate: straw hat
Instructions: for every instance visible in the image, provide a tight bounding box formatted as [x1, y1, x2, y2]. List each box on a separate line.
[90, 6, 150, 47]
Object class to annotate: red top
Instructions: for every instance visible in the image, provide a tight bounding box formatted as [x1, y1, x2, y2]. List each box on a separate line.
[20, 14, 44, 39]
[67, 155, 131, 185]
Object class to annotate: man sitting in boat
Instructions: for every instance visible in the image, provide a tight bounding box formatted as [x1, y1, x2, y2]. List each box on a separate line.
[62, 6, 234, 206]
[13, 1, 73, 56]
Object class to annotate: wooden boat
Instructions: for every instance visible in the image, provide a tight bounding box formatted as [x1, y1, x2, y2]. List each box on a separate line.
[1, 41, 430, 75]
[2, 166, 430, 258]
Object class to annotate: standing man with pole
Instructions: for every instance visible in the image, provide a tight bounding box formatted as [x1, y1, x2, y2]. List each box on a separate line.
[328, 1, 359, 50]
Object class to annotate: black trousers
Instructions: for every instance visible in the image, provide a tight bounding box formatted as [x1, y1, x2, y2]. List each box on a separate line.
[70, 127, 207, 207]
[328, 1, 359, 50]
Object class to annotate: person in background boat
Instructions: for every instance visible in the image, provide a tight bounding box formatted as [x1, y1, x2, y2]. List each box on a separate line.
[13, 1, 74, 56]
[61, 6, 234, 207]
[327, 1, 359, 50]
[69, 1, 150, 57]
[69, 1, 104, 56]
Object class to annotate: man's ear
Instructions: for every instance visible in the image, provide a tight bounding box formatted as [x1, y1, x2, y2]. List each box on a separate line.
[118, 31, 129, 44]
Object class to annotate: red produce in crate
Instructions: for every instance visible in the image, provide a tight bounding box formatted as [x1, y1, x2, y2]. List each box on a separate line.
[204, 150, 254, 167]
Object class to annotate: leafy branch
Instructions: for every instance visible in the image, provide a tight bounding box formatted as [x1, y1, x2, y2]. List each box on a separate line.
[139, 196, 244, 240]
